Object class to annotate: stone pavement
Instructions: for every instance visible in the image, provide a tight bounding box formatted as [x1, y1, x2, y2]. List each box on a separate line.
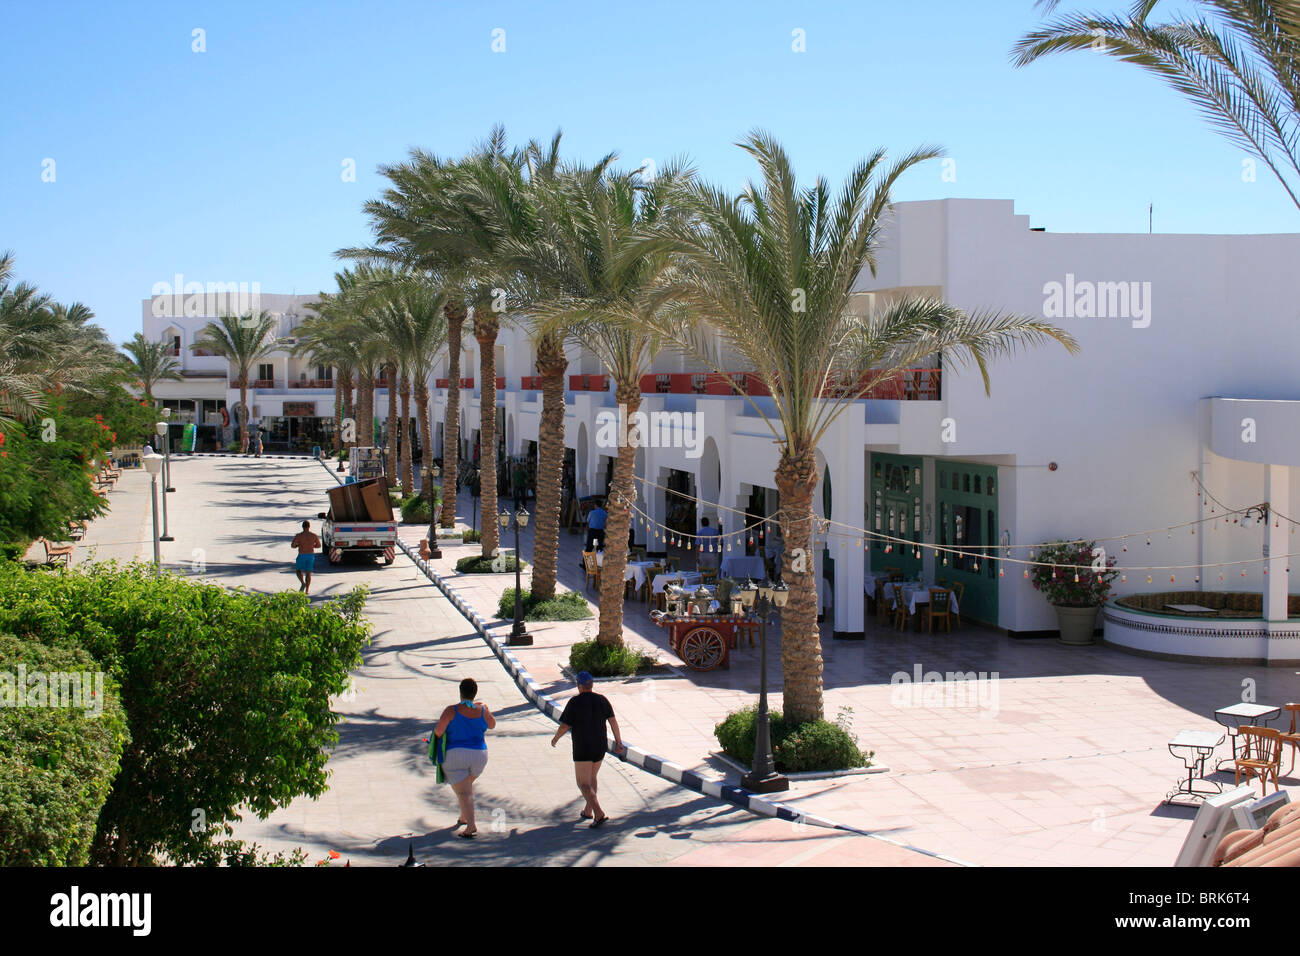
[408, 480, 1300, 867]
[79, 454, 934, 866]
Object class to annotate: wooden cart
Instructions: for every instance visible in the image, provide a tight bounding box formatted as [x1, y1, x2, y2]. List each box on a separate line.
[652, 611, 760, 671]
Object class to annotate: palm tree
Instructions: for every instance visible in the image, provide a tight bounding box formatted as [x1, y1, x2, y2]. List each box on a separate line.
[1014, 1, 1300, 212]
[192, 312, 278, 451]
[644, 132, 1078, 723]
[121, 333, 182, 406]
[521, 161, 694, 647]
[291, 315, 356, 452]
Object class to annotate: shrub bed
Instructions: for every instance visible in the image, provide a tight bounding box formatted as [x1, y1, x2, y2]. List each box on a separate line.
[714, 705, 872, 773]
[0, 633, 129, 866]
[462, 528, 482, 544]
[568, 639, 657, 677]
[399, 495, 435, 525]
[497, 588, 592, 622]
[455, 554, 525, 574]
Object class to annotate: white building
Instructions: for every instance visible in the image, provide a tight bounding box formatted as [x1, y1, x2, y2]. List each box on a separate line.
[140, 199, 1300, 662]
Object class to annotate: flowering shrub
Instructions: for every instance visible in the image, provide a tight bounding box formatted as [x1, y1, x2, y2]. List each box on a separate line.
[1030, 540, 1118, 607]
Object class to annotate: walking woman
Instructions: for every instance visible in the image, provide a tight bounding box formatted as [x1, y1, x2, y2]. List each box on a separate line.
[433, 678, 496, 838]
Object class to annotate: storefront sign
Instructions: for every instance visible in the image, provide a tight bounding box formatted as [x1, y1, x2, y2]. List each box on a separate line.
[284, 402, 316, 417]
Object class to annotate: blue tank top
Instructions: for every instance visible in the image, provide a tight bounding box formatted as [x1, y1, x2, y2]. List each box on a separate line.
[446, 705, 488, 751]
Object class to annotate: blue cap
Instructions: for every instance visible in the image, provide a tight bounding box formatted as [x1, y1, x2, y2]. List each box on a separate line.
[576, 671, 594, 686]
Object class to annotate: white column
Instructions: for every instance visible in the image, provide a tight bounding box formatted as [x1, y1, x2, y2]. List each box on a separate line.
[1264, 464, 1289, 624]
[830, 422, 865, 638]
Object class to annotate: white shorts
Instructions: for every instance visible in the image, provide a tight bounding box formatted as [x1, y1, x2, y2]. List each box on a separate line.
[442, 747, 488, 784]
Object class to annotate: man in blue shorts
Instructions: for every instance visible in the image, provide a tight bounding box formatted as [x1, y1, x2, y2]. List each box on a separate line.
[291, 519, 321, 594]
[551, 671, 624, 827]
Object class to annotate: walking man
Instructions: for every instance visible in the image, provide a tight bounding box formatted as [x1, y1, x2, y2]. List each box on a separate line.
[551, 671, 624, 827]
[291, 519, 321, 594]
[586, 501, 607, 553]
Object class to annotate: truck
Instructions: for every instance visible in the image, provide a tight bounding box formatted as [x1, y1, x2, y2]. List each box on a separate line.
[317, 477, 398, 566]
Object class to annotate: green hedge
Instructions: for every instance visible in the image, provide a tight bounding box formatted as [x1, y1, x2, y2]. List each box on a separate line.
[568, 640, 657, 677]
[0, 562, 371, 865]
[462, 528, 482, 544]
[399, 495, 433, 525]
[455, 554, 525, 574]
[497, 588, 592, 622]
[714, 706, 871, 773]
[0, 633, 129, 866]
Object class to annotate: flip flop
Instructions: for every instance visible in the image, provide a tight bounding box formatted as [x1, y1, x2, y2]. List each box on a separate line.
[579, 812, 593, 820]
[590, 816, 609, 829]
[458, 829, 477, 839]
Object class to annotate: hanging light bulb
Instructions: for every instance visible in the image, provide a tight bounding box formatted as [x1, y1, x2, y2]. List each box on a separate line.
[999, 568, 1005, 577]
[1121, 574, 1127, 583]
[1023, 569, 1029, 579]
[1073, 572, 1079, 583]
[1170, 574, 1176, 583]
[1146, 575, 1152, 584]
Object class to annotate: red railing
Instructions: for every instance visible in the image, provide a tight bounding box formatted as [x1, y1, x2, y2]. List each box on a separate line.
[436, 378, 449, 389]
[290, 379, 333, 389]
[520, 376, 542, 390]
[495, 376, 505, 390]
[637, 368, 941, 400]
[250, 379, 275, 389]
[190, 348, 217, 357]
[434, 377, 474, 389]
[373, 379, 390, 389]
[569, 374, 608, 391]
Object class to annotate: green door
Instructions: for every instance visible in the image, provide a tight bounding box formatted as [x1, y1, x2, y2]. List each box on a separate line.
[936, 463, 999, 625]
[870, 454, 924, 580]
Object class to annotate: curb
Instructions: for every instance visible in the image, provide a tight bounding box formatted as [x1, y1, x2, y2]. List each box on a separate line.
[314, 458, 975, 865]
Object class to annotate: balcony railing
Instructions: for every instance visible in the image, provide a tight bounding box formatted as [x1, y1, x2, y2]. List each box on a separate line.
[289, 379, 333, 389]
[495, 376, 505, 390]
[190, 348, 217, 357]
[637, 368, 941, 400]
[569, 374, 608, 392]
[521, 376, 542, 390]
[249, 379, 276, 389]
[434, 378, 475, 389]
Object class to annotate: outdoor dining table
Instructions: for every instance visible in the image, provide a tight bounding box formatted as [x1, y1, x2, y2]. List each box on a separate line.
[887, 583, 960, 615]
[1165, 729, 1226, 805]
[1213, 702, 1282, 771]
[720, 555, 766, 580]
[652, 570, 703, 594]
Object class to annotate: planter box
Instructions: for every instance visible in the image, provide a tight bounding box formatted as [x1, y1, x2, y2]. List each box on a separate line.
[1055, 604, 1100, 645]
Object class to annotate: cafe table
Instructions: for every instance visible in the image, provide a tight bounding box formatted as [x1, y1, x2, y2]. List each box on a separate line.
[1213, 702, 1282, 771]
[1165, 729, 1226, 805]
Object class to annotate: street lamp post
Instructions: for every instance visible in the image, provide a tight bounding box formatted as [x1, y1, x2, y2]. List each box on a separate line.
[498, 507, 532, 646]
[142, 448, 164, 570]
[155, 422, 173, 542]
[738, 578, 790, 793]
[425, 464, 442, 559]
[161, 407, 174, 491]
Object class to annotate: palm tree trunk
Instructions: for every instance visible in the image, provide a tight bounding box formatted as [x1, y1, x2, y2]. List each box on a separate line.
[416, 379, 436, 537]
[342, 372, 354, 451]
[441, 304, 465, 529]
[475, 315, 499, 559]
[357, 369, 374, 455]
[385, 362, 398, 488]
[400, 370, 414, 497]
[595, 381, 640, 647]
[333, 379, 344, 452]
[774, 451, 824, 724]
[237, 375, 249, 451]
[529, 332, 566, 601]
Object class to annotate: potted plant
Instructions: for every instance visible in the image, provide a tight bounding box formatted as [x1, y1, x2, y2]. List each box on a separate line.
[1030, 540, 1118, 645]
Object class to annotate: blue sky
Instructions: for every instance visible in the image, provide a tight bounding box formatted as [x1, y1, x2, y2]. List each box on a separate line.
[3, 0, 1295, 343]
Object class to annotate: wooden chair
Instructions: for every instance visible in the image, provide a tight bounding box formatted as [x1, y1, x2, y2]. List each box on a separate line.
[700, 567, 719, 585]
[950, 581, 965, 627]
[1235, 726, 1284, 796]
[40, 537, 74, 567]
[883, 566, 902, 579]
[1281, 703, 1300, 776]
[629, 546, 646, 562]
[889, 583, 910, 631]
[927, 587, 953, 633]
[640, 563, 664, 603]
[582, 551, 601, 591]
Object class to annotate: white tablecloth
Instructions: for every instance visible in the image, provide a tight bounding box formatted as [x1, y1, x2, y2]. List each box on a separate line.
[653, 571, 702, 594]
[721, 555, 767, 580]
[886, 583, 959, 616]
[864, 571, 890, 594]
[594, 554, 659, 589]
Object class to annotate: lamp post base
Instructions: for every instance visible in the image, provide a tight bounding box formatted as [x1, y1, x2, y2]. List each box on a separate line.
[159, 535, 174, 542]
[507, 624, 532, 647]
[741, 770, 789, 793]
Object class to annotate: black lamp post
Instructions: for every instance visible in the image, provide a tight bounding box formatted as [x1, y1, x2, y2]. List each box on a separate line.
[738, 578, 789, 793]
[499, 507, 532, 646]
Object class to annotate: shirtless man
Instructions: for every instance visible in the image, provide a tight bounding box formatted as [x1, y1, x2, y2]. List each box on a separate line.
[291, 520, 321, 593]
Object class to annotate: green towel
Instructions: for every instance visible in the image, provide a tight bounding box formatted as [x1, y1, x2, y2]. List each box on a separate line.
[429, 731, 448, 784]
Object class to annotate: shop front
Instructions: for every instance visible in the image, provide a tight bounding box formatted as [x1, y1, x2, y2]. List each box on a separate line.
[264, 400, 335, 453]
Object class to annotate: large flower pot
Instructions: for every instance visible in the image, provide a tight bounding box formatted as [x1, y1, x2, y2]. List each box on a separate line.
[1054, 604, 1099, 645]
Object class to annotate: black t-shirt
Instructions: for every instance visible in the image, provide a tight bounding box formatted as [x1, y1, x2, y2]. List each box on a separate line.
[559, 691, 614, 754]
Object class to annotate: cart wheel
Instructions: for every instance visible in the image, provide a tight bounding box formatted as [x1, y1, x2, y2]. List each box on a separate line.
[678, 625, 726, 671]
[328, 547, 342, 565]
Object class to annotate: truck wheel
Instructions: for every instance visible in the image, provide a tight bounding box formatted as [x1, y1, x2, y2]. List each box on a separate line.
[329, 547, 343, 565]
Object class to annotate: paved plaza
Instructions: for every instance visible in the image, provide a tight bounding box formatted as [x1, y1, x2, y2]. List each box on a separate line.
[65, 456, 1299, 866]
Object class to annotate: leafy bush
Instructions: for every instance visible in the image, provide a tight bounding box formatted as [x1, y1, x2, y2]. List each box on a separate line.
[462, 528, 482, 543]
[399, 496, 432, 525]
[455, 554, 525, 574]
[714, 705, 871, 773]
[0, 562, 371, 865]
[1030, 539, 1118, 607]
[497, 588, 592, 622]
[568, 639, 657, 677]
[0, 633, 129, 866]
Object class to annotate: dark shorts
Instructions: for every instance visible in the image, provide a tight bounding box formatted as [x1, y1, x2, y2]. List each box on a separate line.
[572, 746, 606, 764]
